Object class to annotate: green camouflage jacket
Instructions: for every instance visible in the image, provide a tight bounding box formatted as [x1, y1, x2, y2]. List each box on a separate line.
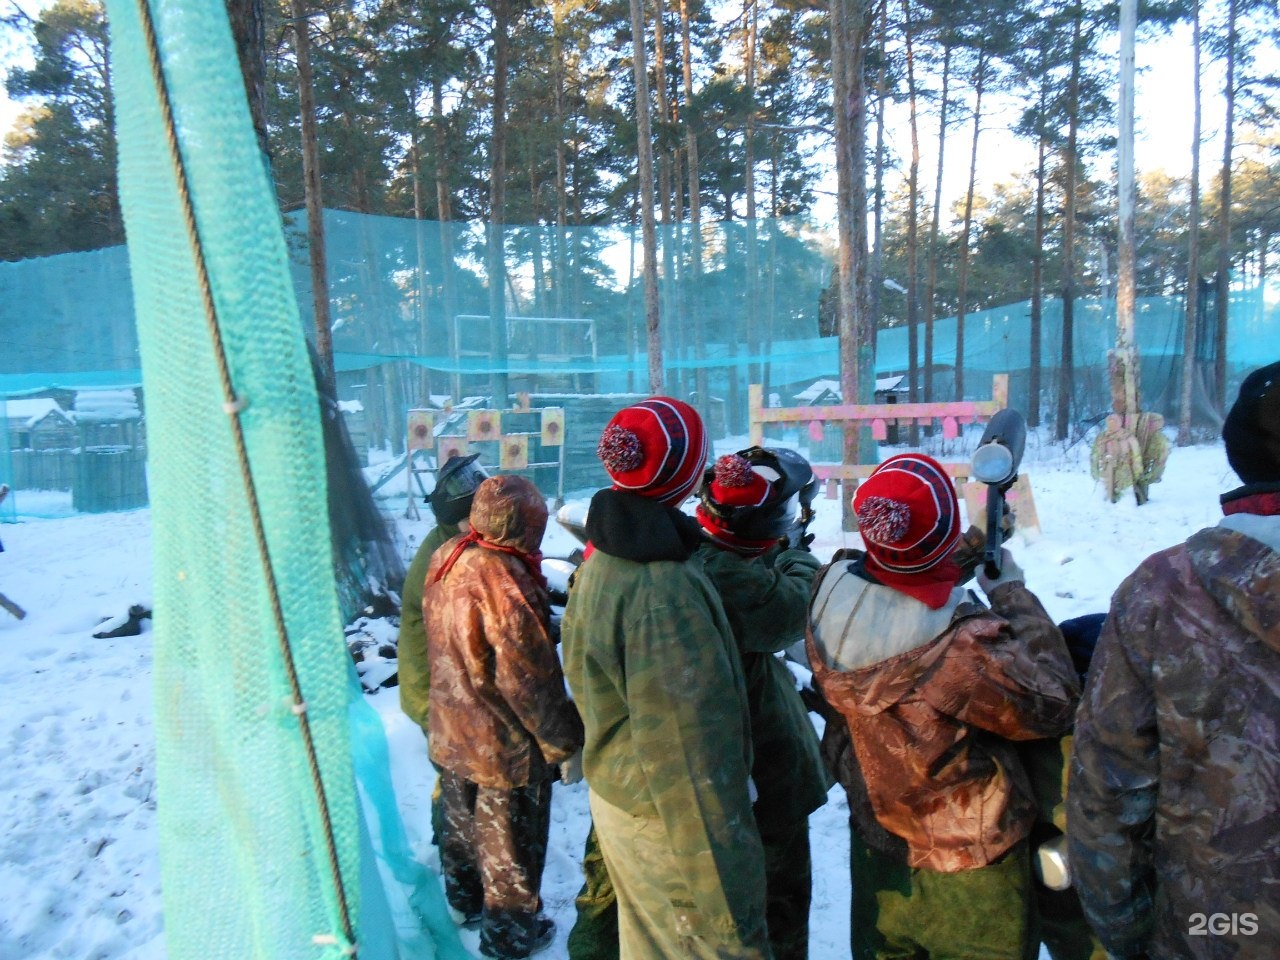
[697, 543, 832, 830]
[1068, 521, 1280, 960]
[561, 489, 769, 952]
[397, 522, 453, 728]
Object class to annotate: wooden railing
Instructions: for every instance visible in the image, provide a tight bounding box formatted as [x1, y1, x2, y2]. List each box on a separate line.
[749, 374, 1009, 494]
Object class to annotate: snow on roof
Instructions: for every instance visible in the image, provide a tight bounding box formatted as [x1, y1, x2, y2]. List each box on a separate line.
[793, 375, 906, 404]
[74, 389, 141, 422]
[5, 397, 73, 429]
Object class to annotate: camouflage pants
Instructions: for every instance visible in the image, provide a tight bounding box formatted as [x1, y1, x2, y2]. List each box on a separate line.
[569, 814, 811, 960]
[439, 770, 552, 957]
[849, 832, 1034, 960]
[586, 790, 772, 960]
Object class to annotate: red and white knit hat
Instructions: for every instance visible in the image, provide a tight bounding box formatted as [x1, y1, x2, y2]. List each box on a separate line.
[596, 397, 709, 505]
[695, 453, 778, 556]
[854, 453, 961, 575]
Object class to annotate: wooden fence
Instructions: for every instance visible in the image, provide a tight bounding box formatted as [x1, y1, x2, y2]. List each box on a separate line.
[749, 374, 1009, 498]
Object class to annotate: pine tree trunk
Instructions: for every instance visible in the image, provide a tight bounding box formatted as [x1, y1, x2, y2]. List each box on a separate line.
[870, 5, 888, 362]
[631, 0, 664, 393]
[433, 75, 460, 402]
[744, 0, 761, 391]
[1177, 0, 1202, 445]
[1113, 0, 1140, 426]
[679, 0, 709, 417]
[1056, 10, 1083, 441]
[1030, 125, 1047, 427]
[1214, 0, 1237, 411]
[291, 0, 334, 396]
[923, 44, 951, 407]
[831, 0, 873, 501]
[902, 0, 921, 425]
[953, 47, 986, 402]
[488, 0, 512, 407]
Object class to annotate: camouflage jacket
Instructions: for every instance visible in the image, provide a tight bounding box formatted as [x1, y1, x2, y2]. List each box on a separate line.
[397, 523, 454, 728]
[1068, 521, 1280, 960]
[697, 543, 832, 830]
[808, 559, 1079, 872]
[561, 489, 769, 951]
[424, 480, 582, 788]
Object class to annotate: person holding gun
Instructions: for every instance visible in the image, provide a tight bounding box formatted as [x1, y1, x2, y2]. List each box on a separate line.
[806, 452, 1080, 960]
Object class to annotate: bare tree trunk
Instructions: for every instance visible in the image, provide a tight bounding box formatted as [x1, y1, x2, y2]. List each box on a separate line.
[1113, 0, 1140, 421]
[433, 75, 460, 402]
[831, 0, 873, 498]
[631, 0, 664, 393]
[1030, 116, 1047, 427]
[291, 0, 334, 396]
[225, 0, 270, 163]
[869, 4, 888, 362]
[552, 8, 569, 319]
[1177, 0, 1202, 445]
[953, 46, 986, 402]
[923, 43, 951, 407]
[1111, 0, 1141, 419]
[744, 0, 761, 391]
[654, 0, 682, 396]
[1056, 9, 1083, 441]
[680, 0, 709, 416]
[488, 0, 513, 407]
[410, 126, 432, 402]
[1214, 0, 1237, 411]
[902, 0, 921, 428]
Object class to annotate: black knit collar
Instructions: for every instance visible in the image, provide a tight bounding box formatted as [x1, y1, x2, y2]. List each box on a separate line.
[585, 488, 704, 563]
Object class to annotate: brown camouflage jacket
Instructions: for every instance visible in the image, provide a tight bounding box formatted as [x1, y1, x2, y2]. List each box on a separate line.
[808, 562, 1079, 872]
[424, 476, 583, 788]
[1068, 523, 1280, 960]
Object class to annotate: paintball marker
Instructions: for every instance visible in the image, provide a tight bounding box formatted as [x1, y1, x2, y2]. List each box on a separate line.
[970, 408, 1027, 580]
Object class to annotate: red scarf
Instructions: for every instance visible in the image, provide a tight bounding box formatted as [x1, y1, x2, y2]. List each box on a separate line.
[863, 554, 964, 610]
[433, 530, 547, 589]
[1223, 491, 1280, 517]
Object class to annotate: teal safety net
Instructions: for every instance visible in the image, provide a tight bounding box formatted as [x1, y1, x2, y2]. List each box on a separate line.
[105, 0, 468, 957]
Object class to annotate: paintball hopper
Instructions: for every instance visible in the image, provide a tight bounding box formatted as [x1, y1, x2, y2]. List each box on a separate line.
[970, 408, 1027, 579]
[971, 408, 1026, 487]
[555, 501, 590, 546]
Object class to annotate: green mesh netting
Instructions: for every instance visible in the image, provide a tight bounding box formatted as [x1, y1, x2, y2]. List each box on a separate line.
[105, 0, 467, 957]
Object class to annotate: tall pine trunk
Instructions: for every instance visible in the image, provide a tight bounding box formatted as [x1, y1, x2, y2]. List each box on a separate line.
[631, 0, 664, 393]
[1056, 8, 1083, 441]
[1214, 0, 1237, 410]
[831, 0, 873, 498]
[680, 0, 709, 417]
[901, 0, 922, 441]
[953, 46, 986, 402]
[487, 0, 513, 407]
[744, 0, 761, 392]
[870, 4, 888, 360]
[923, 44, 952, 406]
[291, 0, 334, 396]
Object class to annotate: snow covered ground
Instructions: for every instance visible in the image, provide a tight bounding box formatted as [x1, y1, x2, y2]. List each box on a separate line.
[0, 431, 1236, 959]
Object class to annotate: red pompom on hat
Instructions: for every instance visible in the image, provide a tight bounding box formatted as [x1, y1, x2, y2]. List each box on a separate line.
[853, 453, 962, 608]
[597, 397, 709, 505]
[706, 453, 772, 508]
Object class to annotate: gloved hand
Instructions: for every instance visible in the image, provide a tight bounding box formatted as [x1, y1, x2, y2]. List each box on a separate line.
[976, 548, 1024, 595]
[560, 749, 583, 785]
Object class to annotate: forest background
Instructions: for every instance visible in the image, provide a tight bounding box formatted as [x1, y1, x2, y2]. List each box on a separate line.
[1, 0, 1279, 444]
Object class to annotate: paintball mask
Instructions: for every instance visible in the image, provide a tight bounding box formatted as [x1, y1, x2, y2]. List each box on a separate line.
[698, 445, 817, 549]
[428, 453, 489, 525]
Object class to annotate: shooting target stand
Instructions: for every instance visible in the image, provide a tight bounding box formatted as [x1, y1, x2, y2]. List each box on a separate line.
[404, 396, 567, 520]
